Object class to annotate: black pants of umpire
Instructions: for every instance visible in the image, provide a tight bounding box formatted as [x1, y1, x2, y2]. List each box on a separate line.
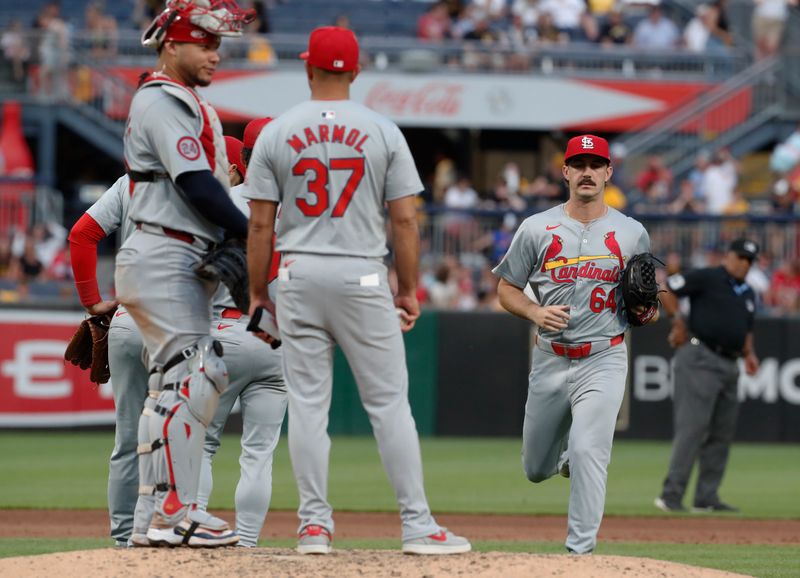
[660, 341, 740, 508]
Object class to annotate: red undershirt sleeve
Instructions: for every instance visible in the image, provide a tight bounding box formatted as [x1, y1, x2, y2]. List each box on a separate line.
[68, 213, 108, 307]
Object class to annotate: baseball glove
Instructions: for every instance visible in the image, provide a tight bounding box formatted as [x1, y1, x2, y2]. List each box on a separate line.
[64, 315, 112, 384]
[195, 238, 249, 313]
[619, 253, 664, 326]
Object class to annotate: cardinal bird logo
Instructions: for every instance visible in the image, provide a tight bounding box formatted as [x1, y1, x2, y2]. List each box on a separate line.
[541, 234, 566, 272]
[604, 231, 624, 270]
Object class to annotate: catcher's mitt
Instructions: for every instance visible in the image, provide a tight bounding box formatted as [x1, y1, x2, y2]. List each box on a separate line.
[619, 253, 664, 326]
[195, 238, 249, 312]
[64, 315, 112, 384]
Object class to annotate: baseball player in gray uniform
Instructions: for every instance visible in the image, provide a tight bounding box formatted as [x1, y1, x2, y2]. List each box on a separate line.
[195, 128, 288, 548]
[115, 0, 254, 547]
[494, 135, 657, 554]
[68, 175, 154, 547]
[243, 26, 470, 556]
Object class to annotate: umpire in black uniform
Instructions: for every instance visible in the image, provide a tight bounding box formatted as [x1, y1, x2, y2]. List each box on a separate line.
[655, 238, 760, 513]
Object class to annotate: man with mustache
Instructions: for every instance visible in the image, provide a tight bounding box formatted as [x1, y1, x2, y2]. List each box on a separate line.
[493, 135, 657, 554]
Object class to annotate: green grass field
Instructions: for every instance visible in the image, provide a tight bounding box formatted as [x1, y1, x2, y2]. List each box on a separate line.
[1, 433, 799, 577]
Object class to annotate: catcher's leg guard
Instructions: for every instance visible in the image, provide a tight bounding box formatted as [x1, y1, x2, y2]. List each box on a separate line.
[147, 338, 236, 546]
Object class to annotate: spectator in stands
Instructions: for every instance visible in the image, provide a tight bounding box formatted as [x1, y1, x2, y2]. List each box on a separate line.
[501, 14, 537, 69]
[752, 0, 798, 60]
[471, 0, 509, 22]
[769, 124, 800, 175]
[8, 235, 44, 282]
[539, 0, 592, 41]
[746, 253, 772, 303]
[722, 189, 750, 215]
[687, 149, 711, 204]
[599, 8, 633, 45]
[535, 11, 569, 44]
[432, 153, 457, 204]
[683, 3, 731, 54]
[702, 149, 738, 215]
[669, 179, 706, 214]
[475, 212, 519, 267]
[0, 234, 13, 278]
[636, 155, 673, 200]
[428, 259, 460, 308]
[418, 2, 453, 42]
[771, 164, 800, 214]
[766, 258, 800, 313]
[1, 20, 30, 84]
[444, 175, 480, 251]
[444, 175, 480, 209]
[631, 4, 680, 49]
[37, 2, 71, 101]
[512, 0, 540, 29]
[85, 1, 118, 59]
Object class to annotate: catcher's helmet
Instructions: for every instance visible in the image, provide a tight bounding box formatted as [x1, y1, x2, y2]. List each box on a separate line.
[142, 0, 255, 49]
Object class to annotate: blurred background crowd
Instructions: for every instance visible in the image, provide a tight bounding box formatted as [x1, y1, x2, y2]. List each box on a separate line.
[0, 0, 798, 315]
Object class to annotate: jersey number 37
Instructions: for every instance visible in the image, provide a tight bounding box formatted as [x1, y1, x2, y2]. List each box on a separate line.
[293, 157, 365, 218]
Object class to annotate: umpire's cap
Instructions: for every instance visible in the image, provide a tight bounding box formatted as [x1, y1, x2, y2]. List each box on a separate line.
[729, 238, 759, 261]
[564, 135, 611, 163]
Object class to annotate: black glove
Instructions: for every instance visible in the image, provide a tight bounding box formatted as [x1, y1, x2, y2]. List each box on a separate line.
[619, 253, 663, 326]
[195, 239, 249, 312]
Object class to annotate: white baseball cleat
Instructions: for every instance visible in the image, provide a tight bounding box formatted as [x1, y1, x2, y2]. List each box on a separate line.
[146, 513, 239, 547]
[402, 528, 471, 555]
[297, 525, 332, 554]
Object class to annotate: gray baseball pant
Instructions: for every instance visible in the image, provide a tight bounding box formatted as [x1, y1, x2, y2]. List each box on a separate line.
[277, 253, 440, 541]
[107, 308, 149, 543]
[196, 315, 287, 547]
[522, 342, 628, 554]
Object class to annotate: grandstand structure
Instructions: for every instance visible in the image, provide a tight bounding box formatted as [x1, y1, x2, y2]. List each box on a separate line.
[0, 0, 798, 309]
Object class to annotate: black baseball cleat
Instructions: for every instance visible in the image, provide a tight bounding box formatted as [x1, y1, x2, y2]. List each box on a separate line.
[692, 501, 739, 513]
[654, 497, 687, 513]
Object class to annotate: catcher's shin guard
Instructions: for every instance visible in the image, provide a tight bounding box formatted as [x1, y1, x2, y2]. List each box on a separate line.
[134, 375, 161, 535]
[149, 338, 229, 526]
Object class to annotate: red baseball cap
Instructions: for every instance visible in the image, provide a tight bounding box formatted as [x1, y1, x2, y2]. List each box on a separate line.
[243, 117, 273, 150]
[300, 26, 359, 72]
[158, 11, 220, 46]
[224, 135, 246, 178]
[564, 135, 611, 163]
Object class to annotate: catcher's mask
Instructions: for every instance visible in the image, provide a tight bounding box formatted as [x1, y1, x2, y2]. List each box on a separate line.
[142, 0, 255, 49]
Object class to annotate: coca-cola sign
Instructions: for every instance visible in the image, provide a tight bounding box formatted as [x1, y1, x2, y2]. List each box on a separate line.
[365, 81, 463, 117]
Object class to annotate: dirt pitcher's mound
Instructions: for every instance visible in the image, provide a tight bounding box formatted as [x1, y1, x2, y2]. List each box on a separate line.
[0, 548, 752, 578]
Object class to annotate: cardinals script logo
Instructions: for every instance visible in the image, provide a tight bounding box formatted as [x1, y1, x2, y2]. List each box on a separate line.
[540, 231, 624, 284]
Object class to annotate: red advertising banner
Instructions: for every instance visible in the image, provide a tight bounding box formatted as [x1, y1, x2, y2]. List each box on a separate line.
[0, 310, 115, 427]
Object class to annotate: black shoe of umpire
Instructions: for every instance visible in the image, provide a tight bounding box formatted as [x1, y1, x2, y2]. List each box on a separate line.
[692, 501, 739, 513]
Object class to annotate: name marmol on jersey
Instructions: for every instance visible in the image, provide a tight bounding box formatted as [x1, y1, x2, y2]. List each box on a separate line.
[287, 124, 370, 155]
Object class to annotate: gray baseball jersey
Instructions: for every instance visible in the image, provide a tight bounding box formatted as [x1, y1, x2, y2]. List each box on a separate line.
[243, 100, 422, 257]
[493, 204, 650, 342]
[87, 175, 136, 240]
[124, 76, 230, 244]
[493, 202, 650, 554]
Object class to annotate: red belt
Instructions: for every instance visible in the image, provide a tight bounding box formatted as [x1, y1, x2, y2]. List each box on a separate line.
[135, 222, 196, 245]
[539, 334, 624, 359]
[221, 308, 243, 319]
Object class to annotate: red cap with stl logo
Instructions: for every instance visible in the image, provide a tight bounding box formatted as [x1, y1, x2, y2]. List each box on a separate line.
[224, 136, 246, 179]
[300, 26, 359, 72]
[564, 135, 611, 163]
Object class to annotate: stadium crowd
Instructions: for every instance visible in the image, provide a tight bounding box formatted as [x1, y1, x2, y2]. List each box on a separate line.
[0, 0, 798, 314]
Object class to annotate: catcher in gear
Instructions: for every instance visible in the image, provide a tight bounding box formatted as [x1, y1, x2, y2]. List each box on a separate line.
[620, 253, 664, 326]
[115, 0, 253, 548]
[494, 134, 658, 554]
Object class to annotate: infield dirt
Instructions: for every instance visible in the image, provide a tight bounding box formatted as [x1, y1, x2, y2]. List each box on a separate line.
[3, 509, 798, 577]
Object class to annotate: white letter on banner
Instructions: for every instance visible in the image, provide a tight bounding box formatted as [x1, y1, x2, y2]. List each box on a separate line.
[633, 355, 671, 401]
[738, 358, 778, 403]
[779, 360, 800, 405]
[2, 340, 72, 398]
